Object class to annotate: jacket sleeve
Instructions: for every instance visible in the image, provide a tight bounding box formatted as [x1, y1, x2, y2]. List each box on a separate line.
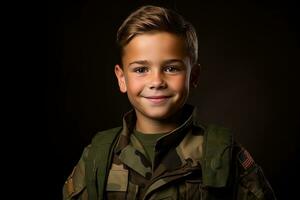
[63, 146, 90, 200]
[235, 147, 277, 200]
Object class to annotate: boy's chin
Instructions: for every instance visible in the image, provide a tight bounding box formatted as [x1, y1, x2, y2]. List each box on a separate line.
[138, 107, 180, 121]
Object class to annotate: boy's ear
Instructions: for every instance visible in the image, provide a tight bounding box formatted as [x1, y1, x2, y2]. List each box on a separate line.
[114, 64, 127, 93]
[190, 63, 201, 88]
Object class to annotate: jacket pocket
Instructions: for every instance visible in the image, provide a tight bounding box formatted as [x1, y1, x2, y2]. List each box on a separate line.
[106, 168, 129, 192]
[105, 168, 128, 200]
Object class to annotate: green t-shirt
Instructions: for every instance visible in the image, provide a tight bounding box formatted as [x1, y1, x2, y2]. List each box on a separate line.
[133, 129, 166, 164]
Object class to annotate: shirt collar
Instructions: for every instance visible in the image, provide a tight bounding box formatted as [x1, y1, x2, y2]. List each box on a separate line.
[114, 104, 201, 154]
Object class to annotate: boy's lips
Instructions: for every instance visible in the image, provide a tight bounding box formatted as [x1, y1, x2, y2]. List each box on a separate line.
[143, 95, 171, 104]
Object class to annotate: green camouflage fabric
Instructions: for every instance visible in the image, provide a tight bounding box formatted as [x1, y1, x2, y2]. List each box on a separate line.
[63, 104, 276, 200]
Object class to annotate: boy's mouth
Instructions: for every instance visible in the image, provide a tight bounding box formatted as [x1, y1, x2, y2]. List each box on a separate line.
[144, 96, 171, 104]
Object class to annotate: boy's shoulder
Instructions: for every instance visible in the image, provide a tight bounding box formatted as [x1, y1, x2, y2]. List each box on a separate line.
[90, 126, 122, 146]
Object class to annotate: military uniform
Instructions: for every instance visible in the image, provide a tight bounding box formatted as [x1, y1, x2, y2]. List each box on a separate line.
[63, 104, 276, 200]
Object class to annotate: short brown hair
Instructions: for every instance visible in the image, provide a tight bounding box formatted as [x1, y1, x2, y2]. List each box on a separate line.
[116, 5, 198, 66]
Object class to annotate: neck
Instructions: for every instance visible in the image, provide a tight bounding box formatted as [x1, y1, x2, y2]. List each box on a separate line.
[135, 110, 183, 134]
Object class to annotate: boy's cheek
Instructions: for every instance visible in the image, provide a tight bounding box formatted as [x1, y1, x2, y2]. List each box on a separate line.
[171, 76, 189, 89]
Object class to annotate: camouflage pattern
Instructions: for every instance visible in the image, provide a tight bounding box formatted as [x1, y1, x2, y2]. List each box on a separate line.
[63, 146, 89, 199]
[63, 104, 276, 200]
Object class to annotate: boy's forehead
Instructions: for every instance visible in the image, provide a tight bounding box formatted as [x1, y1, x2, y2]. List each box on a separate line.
[122, 32, 189, 66]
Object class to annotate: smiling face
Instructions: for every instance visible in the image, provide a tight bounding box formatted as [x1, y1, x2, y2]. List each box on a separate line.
[115, 32, 198, 123]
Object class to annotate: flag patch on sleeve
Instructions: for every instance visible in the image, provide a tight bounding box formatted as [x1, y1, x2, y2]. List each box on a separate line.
[238, 149, 255, 170]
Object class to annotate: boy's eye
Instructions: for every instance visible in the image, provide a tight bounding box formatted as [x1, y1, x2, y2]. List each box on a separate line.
[164, 66, 180, 73]
[133, 67, 149, 74]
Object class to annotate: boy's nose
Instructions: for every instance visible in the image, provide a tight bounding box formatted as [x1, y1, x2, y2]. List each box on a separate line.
[148, 72, 167, 90]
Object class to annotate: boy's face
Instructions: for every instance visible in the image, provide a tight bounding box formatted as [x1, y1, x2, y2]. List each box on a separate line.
[115, 32, 199, 121]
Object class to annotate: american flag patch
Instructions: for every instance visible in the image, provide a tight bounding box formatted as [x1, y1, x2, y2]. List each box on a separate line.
[238, 149, 255, 170]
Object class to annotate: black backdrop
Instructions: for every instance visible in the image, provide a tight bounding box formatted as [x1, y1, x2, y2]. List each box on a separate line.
[44, 0, 299, 199]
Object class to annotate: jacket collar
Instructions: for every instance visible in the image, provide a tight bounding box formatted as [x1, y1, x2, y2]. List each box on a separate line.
[114, 104, 197, 154]
[113, 104, 232, 188]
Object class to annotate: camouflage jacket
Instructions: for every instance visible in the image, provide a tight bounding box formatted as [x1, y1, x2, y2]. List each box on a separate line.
[63, 105, 276, 200]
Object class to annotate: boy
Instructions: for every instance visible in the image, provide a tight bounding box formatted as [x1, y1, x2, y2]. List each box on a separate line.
[63, 5, 276, 200]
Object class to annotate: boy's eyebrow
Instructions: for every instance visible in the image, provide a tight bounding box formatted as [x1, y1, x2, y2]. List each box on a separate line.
[128, 59, 184, 67]
[162, 59, 185, 65]
[128, 60, 150, 67]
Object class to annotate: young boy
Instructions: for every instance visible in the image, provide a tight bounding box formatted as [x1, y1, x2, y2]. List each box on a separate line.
[63, 5, 276, 200]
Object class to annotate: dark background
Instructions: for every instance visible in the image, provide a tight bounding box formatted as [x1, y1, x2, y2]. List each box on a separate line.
[42, 0, 299, 199]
